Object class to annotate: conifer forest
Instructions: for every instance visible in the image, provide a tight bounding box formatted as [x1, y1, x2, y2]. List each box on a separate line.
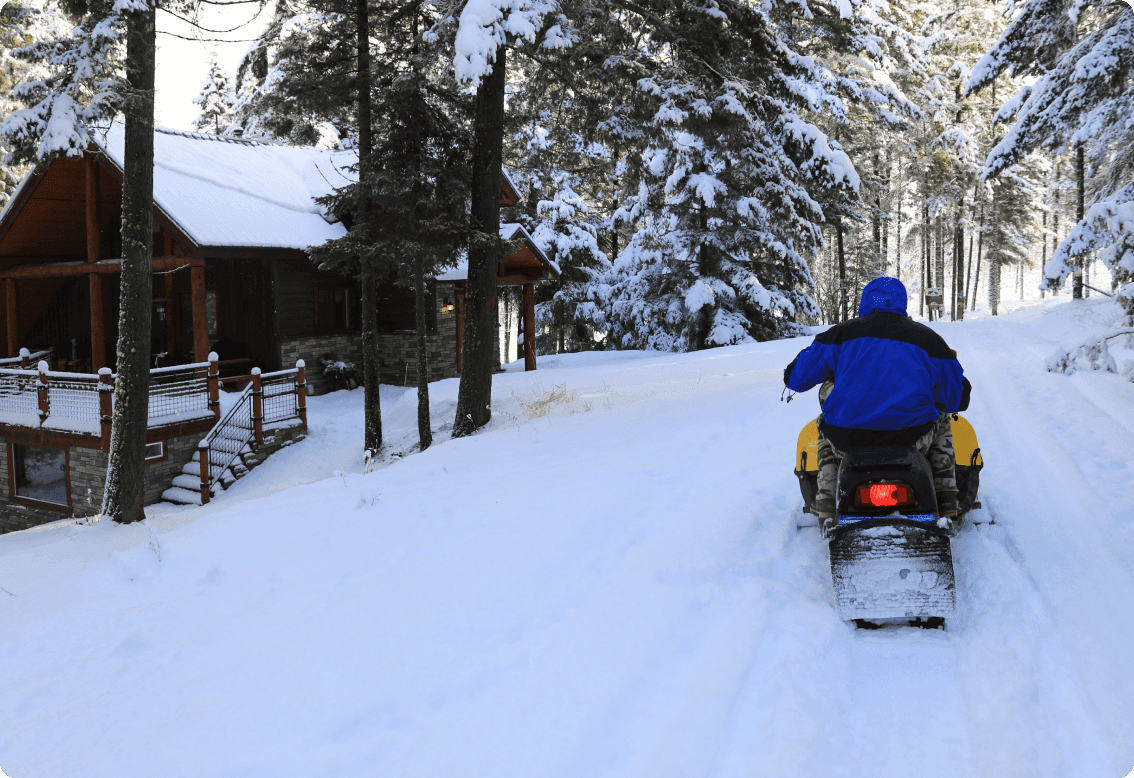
[1, 0, 1132, 356]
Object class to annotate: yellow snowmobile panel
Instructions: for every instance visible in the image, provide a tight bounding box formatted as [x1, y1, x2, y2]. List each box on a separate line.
[950, 414, 982, 467]
[796, 414, 980, 471]
[797, 418, 820, 472]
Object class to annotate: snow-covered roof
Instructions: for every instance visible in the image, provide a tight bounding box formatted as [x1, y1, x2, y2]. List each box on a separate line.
[93, 125, 356, 250]
[436, 223, 558, 281]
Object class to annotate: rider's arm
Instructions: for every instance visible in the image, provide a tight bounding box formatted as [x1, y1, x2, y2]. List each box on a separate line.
[784, 338, 838, 392]
[933, 358, 969, 413]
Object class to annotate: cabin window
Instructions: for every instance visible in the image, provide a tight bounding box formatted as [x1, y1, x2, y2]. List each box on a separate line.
[177, 289, 219, 339]
[144, 442, 164, 462]
[374, 281, 436, 332]
[315, 285, 360, 334]
[11, 443, 69, 508]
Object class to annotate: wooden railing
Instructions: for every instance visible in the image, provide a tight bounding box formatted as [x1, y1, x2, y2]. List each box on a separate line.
[196, 360, 306, 504]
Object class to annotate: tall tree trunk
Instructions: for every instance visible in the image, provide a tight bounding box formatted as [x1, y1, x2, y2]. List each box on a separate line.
[502, 288, 512, 362]
[954, 199, 964, 321]
[836, 221, 846, 323]
[920, 202, 928, 318]
[872, 152, 881, 275]
[413, 254, 432, 451]
[989, 221, 1001, 316]
[1053, 205, 1060, 296]
[882, 154, 890, 276]
[102, 2, 155, 523]
[971, 222, 984, 311]
[1073, 142, 1085, 298]
[356, 0, 381, 455]
[453, 48, 505, 437]
[895, 171, 902, 282]
[1040, 209, 1048, 299]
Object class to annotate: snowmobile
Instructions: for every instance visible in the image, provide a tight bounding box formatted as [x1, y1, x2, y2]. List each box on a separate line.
[794, 409, 983, 628]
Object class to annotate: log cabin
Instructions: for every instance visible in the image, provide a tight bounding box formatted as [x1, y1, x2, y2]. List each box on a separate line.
[0, 124, 557, 533]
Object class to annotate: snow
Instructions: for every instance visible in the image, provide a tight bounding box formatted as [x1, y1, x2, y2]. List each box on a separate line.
[3, 298, 1134, 776]
[435, 223, 558, 280]
[91, 123, 355, 250]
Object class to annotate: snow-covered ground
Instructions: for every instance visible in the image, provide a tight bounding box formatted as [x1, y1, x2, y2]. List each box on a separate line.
[2, 297, 1134, 778]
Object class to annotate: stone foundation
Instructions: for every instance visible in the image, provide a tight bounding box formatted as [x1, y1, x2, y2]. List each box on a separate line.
[0, 428, 209, 535]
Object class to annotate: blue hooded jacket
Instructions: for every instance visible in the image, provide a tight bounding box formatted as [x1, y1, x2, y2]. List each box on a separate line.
[784, 277, 970, 449]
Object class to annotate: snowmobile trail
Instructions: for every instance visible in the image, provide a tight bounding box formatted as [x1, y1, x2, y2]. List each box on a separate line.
[939, 317, 1134, 774]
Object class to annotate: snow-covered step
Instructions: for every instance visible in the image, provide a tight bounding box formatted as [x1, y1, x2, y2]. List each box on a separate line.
[161, 486, 203, 506]
[171, 474, 207, 491]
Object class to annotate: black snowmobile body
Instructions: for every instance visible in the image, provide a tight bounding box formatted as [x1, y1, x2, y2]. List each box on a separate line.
[793, 416, 984, 626]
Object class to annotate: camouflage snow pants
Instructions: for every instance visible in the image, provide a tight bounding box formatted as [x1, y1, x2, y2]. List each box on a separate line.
[815, 413, 958, 503]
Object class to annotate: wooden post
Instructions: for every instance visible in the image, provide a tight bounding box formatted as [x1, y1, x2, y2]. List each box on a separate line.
[208, 351, 220, 420]
[6, 278, 17, 359]
[522, 282, 536, 371]
[251, 367, 264, 445]
[198, 440, 210, 505]
[191, 261, 208, 363]
[85, 156, 100, 263]
[163, 271, 176, 362]
[19, 347, 29, 369]
[296, 359, 307, 431]
[86, 155, 106, 372]
[99, 367, 113, 452]
[37, 360, 49, 424]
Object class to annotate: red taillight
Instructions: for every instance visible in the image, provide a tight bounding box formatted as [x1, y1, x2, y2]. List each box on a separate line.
[855, 483, 915, 508]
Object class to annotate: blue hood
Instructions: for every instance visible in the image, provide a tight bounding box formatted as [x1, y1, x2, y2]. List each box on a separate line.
[858, 277, 908, 317]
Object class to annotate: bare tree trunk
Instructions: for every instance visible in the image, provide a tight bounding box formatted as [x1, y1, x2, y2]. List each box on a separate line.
[356, 0, 381, 455]
[103, 2, 155, 523]
[454, 49, 505, 437]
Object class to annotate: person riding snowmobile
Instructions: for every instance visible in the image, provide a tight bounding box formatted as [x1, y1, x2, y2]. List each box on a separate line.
[783, 277, 971, 525]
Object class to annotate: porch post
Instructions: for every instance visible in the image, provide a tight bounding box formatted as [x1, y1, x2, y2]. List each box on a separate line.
[296, 359, 307, 431]
[99, 367, 113, 452]
[5, 278, 16, 358]
[191, 260, 208, 363]
[86, 155, 106, 371]
[522, 282, 536, 371]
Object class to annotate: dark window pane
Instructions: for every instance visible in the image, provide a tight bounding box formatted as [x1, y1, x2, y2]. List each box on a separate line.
[14, 445, 67, 505]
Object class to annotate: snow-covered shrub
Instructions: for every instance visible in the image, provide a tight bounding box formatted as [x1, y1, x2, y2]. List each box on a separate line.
[321, 354, 358, 391]
[1046, 332, 1134, 376]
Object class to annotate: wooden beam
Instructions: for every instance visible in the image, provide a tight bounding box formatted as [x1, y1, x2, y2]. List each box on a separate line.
[191, 261, 208, 362]
[522, 282, 536, 371]
[163, 271, 175, 361]
[0, 256, 192, 279]
[496, 274, 549, 286]
[85, 155, 99, 264]
[5, 278, 16, 358]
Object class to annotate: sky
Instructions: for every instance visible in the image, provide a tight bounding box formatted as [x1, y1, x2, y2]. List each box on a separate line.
[154, 0, 275, 131]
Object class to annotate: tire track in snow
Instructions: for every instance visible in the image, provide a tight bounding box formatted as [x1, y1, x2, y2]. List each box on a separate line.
[943, 318, 1134, 774]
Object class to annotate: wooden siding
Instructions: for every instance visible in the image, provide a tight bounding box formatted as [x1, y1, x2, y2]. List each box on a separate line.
[273, 257, 357, 339]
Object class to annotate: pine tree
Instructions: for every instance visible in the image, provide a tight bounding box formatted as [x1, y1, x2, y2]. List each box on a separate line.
[1, 0, 158, 521]
[192, 55, 233, 135]
[599, 0, 862, 349]
[968, 0, 1134, 317]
